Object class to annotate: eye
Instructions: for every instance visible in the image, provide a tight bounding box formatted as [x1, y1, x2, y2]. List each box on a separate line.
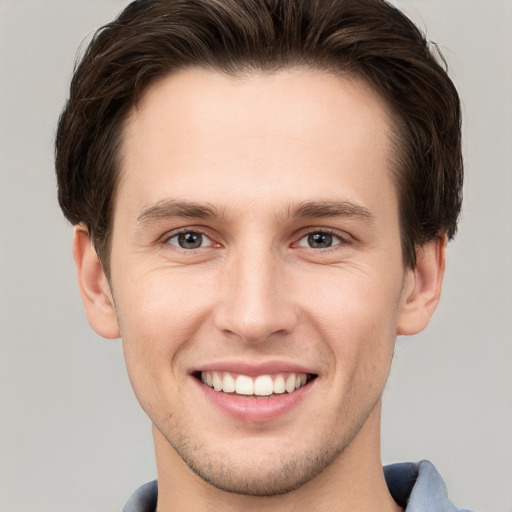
[296, 231, 343, 249]
[166, 231, 213, 249]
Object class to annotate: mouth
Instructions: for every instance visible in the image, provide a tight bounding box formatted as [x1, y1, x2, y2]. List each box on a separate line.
[194, 371, 317, 398]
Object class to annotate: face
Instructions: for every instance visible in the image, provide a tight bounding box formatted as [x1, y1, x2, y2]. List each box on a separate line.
[107, 69, 414, 495]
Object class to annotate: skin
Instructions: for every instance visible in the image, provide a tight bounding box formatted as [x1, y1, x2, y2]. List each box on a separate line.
[74, 68, 445, 511]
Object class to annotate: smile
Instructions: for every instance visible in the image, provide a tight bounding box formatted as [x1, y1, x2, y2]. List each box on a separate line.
[193, 364, 318, 421]
[199, 371, 313, 396]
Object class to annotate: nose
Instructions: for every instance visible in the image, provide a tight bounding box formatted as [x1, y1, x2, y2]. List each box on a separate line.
[214, 246, 298, 344]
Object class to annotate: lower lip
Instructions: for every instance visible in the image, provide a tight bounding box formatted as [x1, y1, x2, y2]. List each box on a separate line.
[195, 378, 314, 422]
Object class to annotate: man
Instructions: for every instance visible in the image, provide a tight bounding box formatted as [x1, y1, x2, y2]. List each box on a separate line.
[55, 0, 470, 510]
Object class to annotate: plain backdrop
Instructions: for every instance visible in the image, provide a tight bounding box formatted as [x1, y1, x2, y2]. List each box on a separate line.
[0, 1, 511, 511]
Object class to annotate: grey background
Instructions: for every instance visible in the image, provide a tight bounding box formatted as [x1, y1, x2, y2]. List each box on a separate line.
[0, 0, 510, 511]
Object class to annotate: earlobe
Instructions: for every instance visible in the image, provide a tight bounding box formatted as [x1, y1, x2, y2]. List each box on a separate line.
[73, 225, 120, 339]
[396, 235, 447, 336]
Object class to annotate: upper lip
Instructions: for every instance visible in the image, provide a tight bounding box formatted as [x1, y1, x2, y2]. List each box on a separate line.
[191, 359, 318, 377]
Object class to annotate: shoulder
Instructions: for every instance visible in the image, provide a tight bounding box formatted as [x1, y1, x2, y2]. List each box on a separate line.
[122, 480, 157, 512]
[384, 460, 475, 512]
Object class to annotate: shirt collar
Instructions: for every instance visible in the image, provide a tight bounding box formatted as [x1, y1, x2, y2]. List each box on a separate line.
[124, 460, 470, 512]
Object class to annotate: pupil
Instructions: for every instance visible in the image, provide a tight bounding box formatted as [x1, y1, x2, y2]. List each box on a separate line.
[178, 232, 202, 249]
[308, 232, 332, 248]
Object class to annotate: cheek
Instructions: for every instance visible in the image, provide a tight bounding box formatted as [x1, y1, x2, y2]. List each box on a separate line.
[302, 269, 401, 378]
[306, 265, 402, 333]
[117, 267, 212, 337]
[115, 273, 213, 390]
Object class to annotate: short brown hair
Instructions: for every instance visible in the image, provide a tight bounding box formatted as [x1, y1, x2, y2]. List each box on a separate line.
[55, 0, 463, 274]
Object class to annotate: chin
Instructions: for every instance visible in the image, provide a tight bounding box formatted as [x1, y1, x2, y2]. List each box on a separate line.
[182, 449, 340, 496]
[161, 423, 349, 497]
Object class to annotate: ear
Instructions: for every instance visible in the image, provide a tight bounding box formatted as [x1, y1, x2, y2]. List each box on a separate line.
[396, 235, 447, 336]
[73, 225, 120, 339]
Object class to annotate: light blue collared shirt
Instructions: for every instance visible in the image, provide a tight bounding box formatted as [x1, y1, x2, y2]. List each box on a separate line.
[122, 460, 474, 512]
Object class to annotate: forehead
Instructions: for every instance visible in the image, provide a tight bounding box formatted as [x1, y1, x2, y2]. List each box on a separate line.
[117, 68, 397, 220]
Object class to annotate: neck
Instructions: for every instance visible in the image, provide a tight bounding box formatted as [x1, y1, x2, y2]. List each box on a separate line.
[153, 401, 401, 512]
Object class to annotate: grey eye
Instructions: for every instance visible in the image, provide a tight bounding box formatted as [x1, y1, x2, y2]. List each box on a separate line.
[296, 231, 343, 249]
[168, 231, 206, 249]
[307, 232, 334, 248]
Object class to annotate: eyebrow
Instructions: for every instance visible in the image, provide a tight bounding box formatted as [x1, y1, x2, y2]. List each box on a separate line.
[291, 200, 374, 223]
[137, 199, 374, 224]
[137, 200, 224, 224]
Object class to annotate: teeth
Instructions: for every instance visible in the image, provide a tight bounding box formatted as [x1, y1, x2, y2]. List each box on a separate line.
[285, 374, 296, 393]
[200, 371, 311, 395]
[273, 375, 286, 394]
[236, 375, 254, 395]
[212, 371, 223, 391]
[223, 372, 236, 393]
[254, 375, 273, 396]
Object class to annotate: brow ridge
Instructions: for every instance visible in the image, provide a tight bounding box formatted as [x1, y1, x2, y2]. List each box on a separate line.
[137, 199, 374, 224]
[137, 200, 222, 224]
[291, 200, 374, 222]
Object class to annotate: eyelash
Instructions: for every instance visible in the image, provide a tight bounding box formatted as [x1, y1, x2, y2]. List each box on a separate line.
[294, 228, 349, 251]
[162, 227, 350, 252]
[163, 228, 219, 250]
